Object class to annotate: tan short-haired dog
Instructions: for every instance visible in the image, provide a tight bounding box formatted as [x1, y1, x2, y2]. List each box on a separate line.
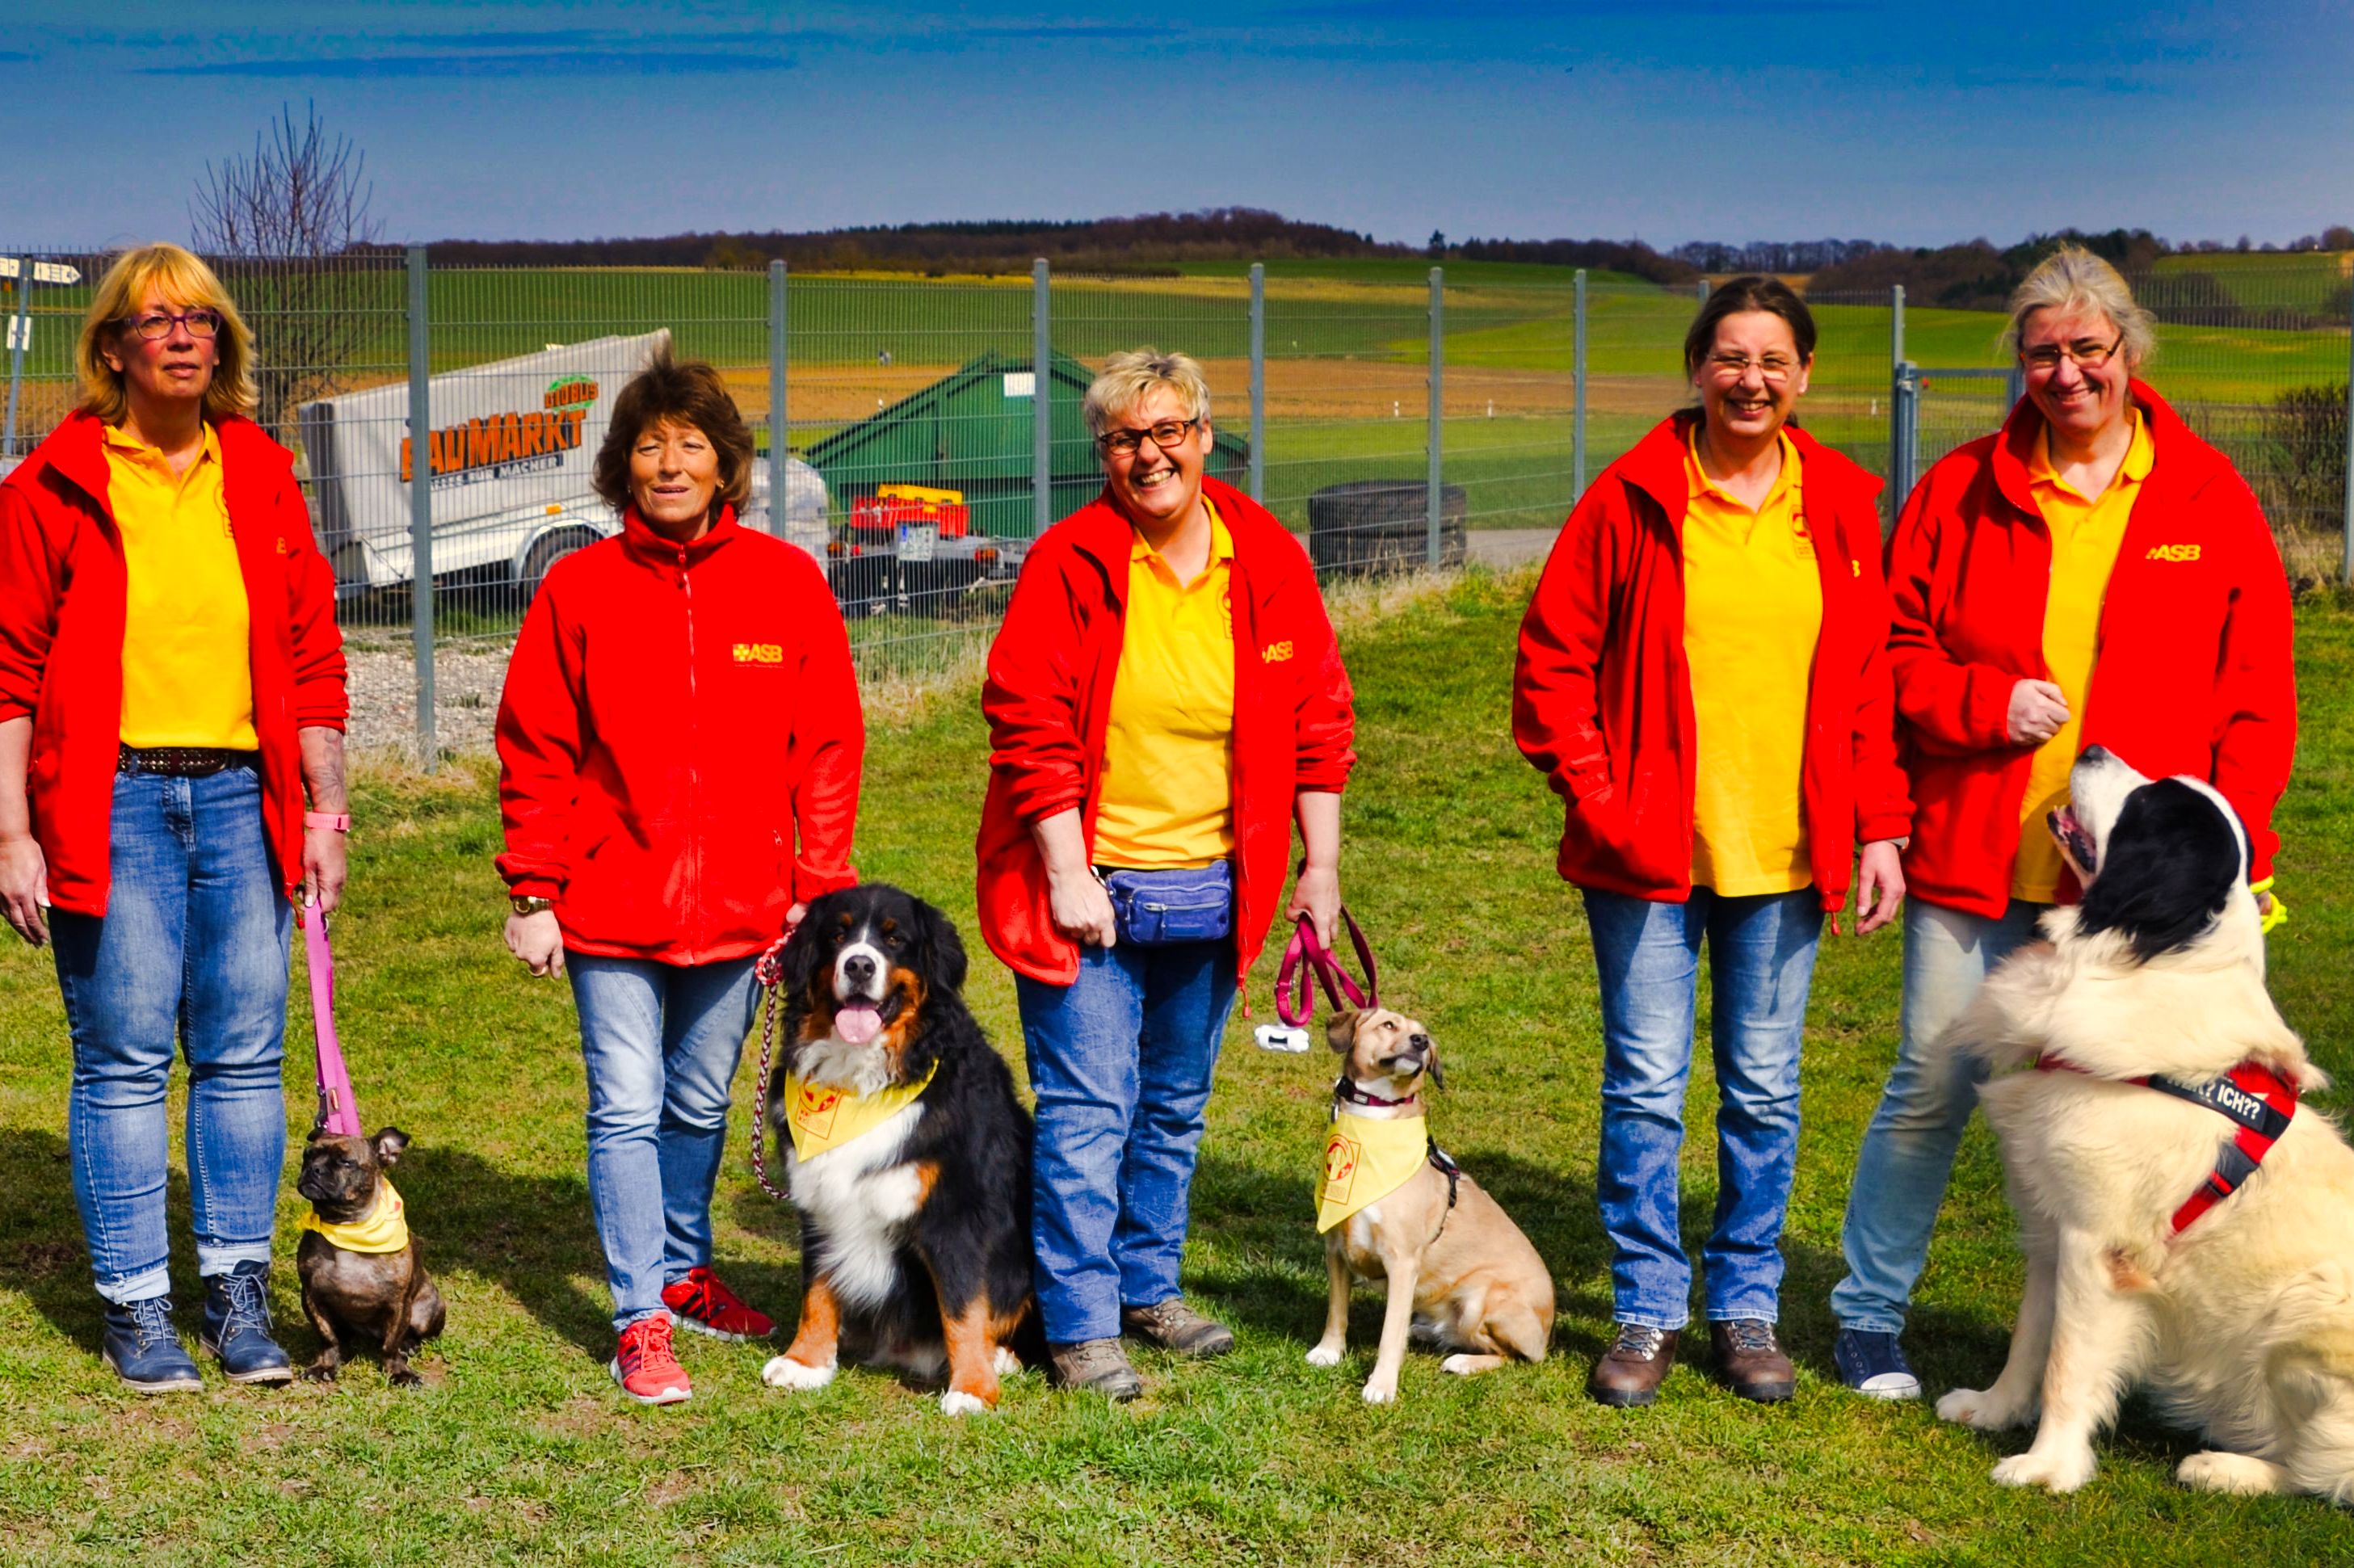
[1307, 1007, 1554, 1403]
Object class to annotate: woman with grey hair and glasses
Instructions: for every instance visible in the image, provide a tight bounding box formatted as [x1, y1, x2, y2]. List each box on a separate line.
[1827, 245, 2297, 1401]
[976, 348, 1356, 1400]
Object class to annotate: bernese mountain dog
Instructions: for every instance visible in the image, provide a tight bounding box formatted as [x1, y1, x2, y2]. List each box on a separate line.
[759, 883, 1038, 1415]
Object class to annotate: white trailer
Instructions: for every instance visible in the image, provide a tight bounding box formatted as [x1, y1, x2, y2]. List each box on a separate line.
[296, 330, 826, 598]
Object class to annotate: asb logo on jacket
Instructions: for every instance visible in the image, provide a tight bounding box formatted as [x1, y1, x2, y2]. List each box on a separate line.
[1260, 640, 1295, 664]
[2146, 544, 2202, 562]
[733, 642, 784, 665]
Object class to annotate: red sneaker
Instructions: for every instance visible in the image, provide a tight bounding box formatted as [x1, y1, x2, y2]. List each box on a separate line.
[662, 1266, 775, 1342]
[610, 1315, 691, 1406]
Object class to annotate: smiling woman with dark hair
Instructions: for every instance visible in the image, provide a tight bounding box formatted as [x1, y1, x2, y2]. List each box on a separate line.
[495, 347, 864, 1406]
[1515, 275, 1911, 1410]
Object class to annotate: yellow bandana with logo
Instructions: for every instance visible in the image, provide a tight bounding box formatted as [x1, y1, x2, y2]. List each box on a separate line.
[300, 1179, 411, 1255]
[783, 1064, 938, 1162]
[1317, 1114, 1431, 1233]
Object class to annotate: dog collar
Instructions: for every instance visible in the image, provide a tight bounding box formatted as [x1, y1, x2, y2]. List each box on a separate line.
[1332, 1076, 1419, 1112]
[2034, 1055, 2298, 1234]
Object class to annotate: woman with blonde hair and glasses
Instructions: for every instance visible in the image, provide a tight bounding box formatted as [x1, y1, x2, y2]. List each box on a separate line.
[1515, 275, 1911, 1409]
[0, 244, 348, 1392]
[978, 348, 1355, 1401]
[1826, 245, 2297, 1401]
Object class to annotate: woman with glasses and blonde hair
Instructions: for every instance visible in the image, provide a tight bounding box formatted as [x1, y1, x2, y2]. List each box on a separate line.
[977, 348, 1355, 1400]
[1826, 245, 2297, 1402]
[1515, 275, 1912, 1408]
[0, 244, 348, 1392]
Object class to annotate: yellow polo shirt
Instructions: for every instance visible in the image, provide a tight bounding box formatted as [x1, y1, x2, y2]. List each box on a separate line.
[103, 422, 259, 750]
[1093, 502, 1237, 870]
[2013, 412, 2154, 902]
[1682, 429, 1822, 895]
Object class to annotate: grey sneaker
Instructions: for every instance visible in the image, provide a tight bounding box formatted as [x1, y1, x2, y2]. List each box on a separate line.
[1120, 1298, 1236, 1358]
[1048, 1337, 1143, 1401]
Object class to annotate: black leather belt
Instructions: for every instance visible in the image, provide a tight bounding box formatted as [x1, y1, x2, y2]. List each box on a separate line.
[117, 745, 259, 777]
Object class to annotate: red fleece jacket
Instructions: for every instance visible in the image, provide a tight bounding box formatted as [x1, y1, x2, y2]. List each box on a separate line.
[976, 476, 1356, 986]
[0, 410, 347, 916]
[1885, 380, 2297, 918]
[496, 507, 864, 965]
[1513, 412, 1913, 911]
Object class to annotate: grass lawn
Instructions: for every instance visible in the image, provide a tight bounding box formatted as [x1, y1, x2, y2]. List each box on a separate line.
[4, 571, 2352, 1565]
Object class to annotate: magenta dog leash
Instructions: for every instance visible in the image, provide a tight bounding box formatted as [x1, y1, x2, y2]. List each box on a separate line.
[305, 912, 364, 1137]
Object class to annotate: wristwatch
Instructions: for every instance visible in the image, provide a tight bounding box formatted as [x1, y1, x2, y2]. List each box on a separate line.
[510, 894, 554, 916]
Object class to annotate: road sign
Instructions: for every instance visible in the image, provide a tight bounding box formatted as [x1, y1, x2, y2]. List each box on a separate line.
[4, 317, 26, 352]
[0, 259, 80, 286]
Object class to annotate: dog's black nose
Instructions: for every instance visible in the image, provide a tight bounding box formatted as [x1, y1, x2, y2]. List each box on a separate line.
[2081, 744, 2112, 764]
[842, 953, 876, 986]
[1407, 1032, 1431, 1051]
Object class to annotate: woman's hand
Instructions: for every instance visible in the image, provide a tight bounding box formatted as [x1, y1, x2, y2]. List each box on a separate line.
[505, 908, 565, 977]
[2007, 679, 2070, 746]
[300, 825, 347, 924]
[0, 833, 49, 948]
[1286, 862, 1340, 950]
[1854, 839, 1906, 935]
[1046, 864, 1118, 948]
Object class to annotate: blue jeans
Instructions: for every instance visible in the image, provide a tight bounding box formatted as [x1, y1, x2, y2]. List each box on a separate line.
[568, 954, 761, 1333]
[54, 766, 292, 1305]
[1015, 940, 1238, 1344]
[1584, 886, 1823, 1329]
[1831, 898, 2048, 1334]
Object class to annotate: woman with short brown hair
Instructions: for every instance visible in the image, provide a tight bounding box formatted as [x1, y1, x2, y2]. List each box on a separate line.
[0, 243, 349, 1392]
[497, 347, 864, 1405]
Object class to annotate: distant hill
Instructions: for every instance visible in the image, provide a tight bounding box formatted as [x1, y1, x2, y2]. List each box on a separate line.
[382, 208, 1699, 284]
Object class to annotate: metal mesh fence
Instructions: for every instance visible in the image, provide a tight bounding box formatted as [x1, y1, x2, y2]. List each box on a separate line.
[4, 244, 2348, 754]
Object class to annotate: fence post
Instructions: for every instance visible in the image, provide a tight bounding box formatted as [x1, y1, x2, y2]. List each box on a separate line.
[768, 259, 788, 540]
[406, 245, 435, 769]
[1248, 261, 1266, 502]
[1572, 268, 1587, 502]
[1888, 284, 1907, 515]
[2, 256, 29, 456]
[1031, 259, 1049, 541]
[1427, 267, 1444, 566]
[2342, 292, 2353, 586]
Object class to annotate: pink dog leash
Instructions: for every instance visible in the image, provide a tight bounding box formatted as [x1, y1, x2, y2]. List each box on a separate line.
[1273, 906, 1380, 1029]
[305, 912, 364, 1138]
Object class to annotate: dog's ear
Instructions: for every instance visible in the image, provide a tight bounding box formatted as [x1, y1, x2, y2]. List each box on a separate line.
[1325, 1010, 1359, 1057]
[779, 890, 839, 997]
[371, 1126, 411, 1168]
[913, 893, 968, 994]
[304, 1126, 328, 1146]
[1424, 1041, 1446, 1093]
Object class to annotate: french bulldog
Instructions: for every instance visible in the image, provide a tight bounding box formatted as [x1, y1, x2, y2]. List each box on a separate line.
[294, 1125, 446, 1386]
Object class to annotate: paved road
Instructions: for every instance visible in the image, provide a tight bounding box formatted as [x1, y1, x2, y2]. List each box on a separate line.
[1467, 528, 1555, 570]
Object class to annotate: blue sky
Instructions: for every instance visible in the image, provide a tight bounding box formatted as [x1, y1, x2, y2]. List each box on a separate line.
[2, 1, 2348, 249]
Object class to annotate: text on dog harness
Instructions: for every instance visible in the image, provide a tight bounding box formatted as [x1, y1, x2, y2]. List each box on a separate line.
[2035, 1057, 2298, 1234]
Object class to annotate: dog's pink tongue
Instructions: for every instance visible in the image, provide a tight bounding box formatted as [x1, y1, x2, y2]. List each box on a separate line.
[836, 1006, 884, 1045]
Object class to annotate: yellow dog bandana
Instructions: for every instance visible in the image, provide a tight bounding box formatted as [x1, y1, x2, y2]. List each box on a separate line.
[783, 1064, 938, 1162]
[1317, 1114, 1431, 1233]
[300, 1179, 411, 1255]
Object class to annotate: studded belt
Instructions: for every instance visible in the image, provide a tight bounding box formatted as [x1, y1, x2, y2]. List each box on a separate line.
[117, 745, 259, 777]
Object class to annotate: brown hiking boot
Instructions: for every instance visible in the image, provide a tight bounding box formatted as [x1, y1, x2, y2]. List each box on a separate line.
[1588, 1323, 1679, 1407]
[1120, 1299, 1235, 1358]
[1048, 1337, 1143, 1401]
[1710, 1319, 1796, 1402]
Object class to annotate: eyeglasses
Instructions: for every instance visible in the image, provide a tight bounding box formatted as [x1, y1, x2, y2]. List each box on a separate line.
[1096, 417, 1200, 456]
[1702, 352, 1799, 384]
[2019, 334, 2123, 373]
[119, 309, 224, 342]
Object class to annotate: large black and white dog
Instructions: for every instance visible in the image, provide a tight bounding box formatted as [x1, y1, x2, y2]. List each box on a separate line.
[759, 884, 1038, 1415]
[1939, 746, 2354, 1503]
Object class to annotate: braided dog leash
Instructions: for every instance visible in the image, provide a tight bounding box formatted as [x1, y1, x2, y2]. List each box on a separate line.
[746, 929, 796, 1202]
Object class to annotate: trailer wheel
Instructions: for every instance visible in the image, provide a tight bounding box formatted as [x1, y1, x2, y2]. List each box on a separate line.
[519, 527, 602, 603]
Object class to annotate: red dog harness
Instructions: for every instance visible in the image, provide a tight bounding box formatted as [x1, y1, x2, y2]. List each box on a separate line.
[2035, 1057, 2300, 1234]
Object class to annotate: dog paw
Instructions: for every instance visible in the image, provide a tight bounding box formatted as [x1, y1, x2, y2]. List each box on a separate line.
[388, 1368, 422, 1389]
[993, 1345, 1024, 1377]
[1305, 1341, 1344, 1368]
[762, 1355, 836, 1392]
[939, 1389, 991, 1418]
[1935, 1386, 2024, 1431]
[1360, 1377, 1398, 1406]
[300, 1364, 339, 1385]
[1440, 1353, 1501, 1377]
[1991, 1448, 2096, 1494]
[2177, 1451, 2288, 1495]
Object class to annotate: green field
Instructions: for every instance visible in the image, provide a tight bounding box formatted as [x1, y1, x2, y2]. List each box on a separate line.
[4, 570, 2351, 1565]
